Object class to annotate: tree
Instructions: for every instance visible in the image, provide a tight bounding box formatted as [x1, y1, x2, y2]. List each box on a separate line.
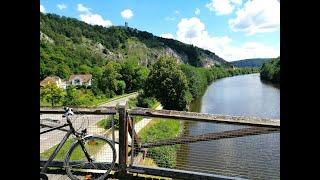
[40, 82, 65, 106]
[99, 61, 124, 97]
[63, 85, 79, 106]
[144, 56, 192, 110]
[120, 59, 150, 93]
[260, 57, 280, 82]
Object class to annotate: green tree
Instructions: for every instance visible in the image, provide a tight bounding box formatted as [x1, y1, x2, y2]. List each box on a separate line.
[260, 57, 280, 82]
[137, 91, 157, 108]
[63, 85, 79, 106]
[144, 56, 192, 110]
[100, 61, 124, 97]
[40, 82, 65, 107]
[120, 59, 150, 93]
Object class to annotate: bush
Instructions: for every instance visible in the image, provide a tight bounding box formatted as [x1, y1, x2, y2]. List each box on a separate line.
[97, 115, 119, 129]
[128, 97, 138, 108]
[137, 92, 157, 108]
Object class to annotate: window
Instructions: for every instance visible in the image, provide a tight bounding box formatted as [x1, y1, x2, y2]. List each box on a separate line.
[74, 79, 81, 85]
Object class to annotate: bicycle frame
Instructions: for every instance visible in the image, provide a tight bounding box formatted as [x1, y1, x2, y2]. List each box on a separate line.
[40, 116, 91, 174]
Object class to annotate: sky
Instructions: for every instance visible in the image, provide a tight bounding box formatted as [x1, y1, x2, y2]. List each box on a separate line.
[40, 0, 280, 62]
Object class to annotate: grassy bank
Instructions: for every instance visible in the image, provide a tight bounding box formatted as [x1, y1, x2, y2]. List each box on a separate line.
[40, 91, 137, 107]
[40, 138, 106, 160]
[139, 118, 181, 168]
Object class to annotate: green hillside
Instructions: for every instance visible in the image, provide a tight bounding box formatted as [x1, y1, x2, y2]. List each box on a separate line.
[40, 13, 231, 80]
[231, 58, 273, 68]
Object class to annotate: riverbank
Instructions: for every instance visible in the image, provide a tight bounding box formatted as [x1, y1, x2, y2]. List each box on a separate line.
[181, 65, 259, 111]
[138, 118, 181, 168]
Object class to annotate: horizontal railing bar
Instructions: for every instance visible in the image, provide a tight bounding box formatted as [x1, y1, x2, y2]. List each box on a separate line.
[127, 165, 244, 180]
[141, 127, 279, 148]
[40, 107, 117, 115]
[128, 108, 280, 128]
[40, 123, 69, 134]
[40, 160, 119, 171]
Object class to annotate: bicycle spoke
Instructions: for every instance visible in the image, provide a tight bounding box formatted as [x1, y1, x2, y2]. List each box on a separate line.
[65, 136, 116, 180]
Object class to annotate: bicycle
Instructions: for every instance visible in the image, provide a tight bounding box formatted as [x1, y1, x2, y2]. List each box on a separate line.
[40, 107, 116, 180]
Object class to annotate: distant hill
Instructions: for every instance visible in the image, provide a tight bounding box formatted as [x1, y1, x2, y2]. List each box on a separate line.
[40, 13, 231, 80]
[231, 58, 273, 68]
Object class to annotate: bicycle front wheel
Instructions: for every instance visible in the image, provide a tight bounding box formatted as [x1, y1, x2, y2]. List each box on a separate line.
[64, 136, 116, 180]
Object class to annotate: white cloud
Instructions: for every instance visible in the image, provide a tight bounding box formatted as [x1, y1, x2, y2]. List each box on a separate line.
[224, 42, 279, 61]
[175, 17, 279, 61]
[77, 4, 90, 13]
[40, 5, 45, 13]
[229, 0, 280, 35]
[206, 0, 242, 15]
[57, 3, 67, 10]
[79, 14, 112, 27]
[177, 17, 232, 56]
[174, 10, 180, 14]
[121, 9, 134, 20]
[195, 8, 201, 15]
[160, 33, 174, 39]
[77, 4, 112, 27]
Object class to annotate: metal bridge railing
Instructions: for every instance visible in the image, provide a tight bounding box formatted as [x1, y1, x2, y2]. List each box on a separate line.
[128, 107, 280, 180]
[40, 105, 280, 180]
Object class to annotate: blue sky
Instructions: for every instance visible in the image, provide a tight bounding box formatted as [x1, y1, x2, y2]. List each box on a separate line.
[40, 0, 280, 61]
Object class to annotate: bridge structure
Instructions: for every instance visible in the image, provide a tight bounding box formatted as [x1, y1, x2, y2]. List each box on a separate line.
[40, 102, 280, 179]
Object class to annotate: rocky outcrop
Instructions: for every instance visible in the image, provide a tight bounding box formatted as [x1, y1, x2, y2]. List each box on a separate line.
[40, 31, 54, 43]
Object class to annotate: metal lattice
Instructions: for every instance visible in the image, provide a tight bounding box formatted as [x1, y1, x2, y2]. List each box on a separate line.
[130, 116, 280, 180]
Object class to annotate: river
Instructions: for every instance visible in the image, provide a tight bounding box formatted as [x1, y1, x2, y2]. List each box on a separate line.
[176, 73, 280, 179]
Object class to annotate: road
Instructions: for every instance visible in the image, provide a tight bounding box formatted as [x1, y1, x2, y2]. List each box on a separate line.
[40, 93, 138, 153]
[99, 93, 138, 107]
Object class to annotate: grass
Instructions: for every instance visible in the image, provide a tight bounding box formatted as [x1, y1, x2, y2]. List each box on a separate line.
[92, 92, 138, 107]
[40, 99, 63, 107]
[40, 139, 75, 160]
[96, 115, 119, 130]
[96, 118, 112, 129]
[139, 118, 180, 142]
[138, 157, 158, 167]
[40, 138, 106, 161]
[40, 91, 138, 107]
[151, 102, 161, 109]
[138, 118, 181, 168]
[133, 115, 144, 123]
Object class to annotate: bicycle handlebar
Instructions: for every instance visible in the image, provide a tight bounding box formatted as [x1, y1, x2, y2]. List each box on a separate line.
[62, 107, 74, 117]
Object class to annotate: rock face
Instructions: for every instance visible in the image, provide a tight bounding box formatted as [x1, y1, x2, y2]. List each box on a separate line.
[40, 31, 54, 43]
[162, 47, 187, 64]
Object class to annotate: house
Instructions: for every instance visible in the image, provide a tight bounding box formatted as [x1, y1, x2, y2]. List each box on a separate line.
[69, 74, 92, 87]
[40, 76, 67, 89]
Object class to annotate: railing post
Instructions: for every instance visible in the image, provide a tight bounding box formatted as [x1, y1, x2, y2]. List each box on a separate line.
[118, 101, 128, 177]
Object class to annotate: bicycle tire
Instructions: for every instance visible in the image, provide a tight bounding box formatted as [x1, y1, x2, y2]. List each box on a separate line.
[64, 136, 116, 180]
[40, 172, 48, 180]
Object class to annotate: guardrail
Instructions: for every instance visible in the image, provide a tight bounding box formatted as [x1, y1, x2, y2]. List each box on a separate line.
[40, 103, 280, 179]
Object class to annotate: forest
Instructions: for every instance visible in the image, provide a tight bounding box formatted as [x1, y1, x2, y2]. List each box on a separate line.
[260, 57, 280, 83]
